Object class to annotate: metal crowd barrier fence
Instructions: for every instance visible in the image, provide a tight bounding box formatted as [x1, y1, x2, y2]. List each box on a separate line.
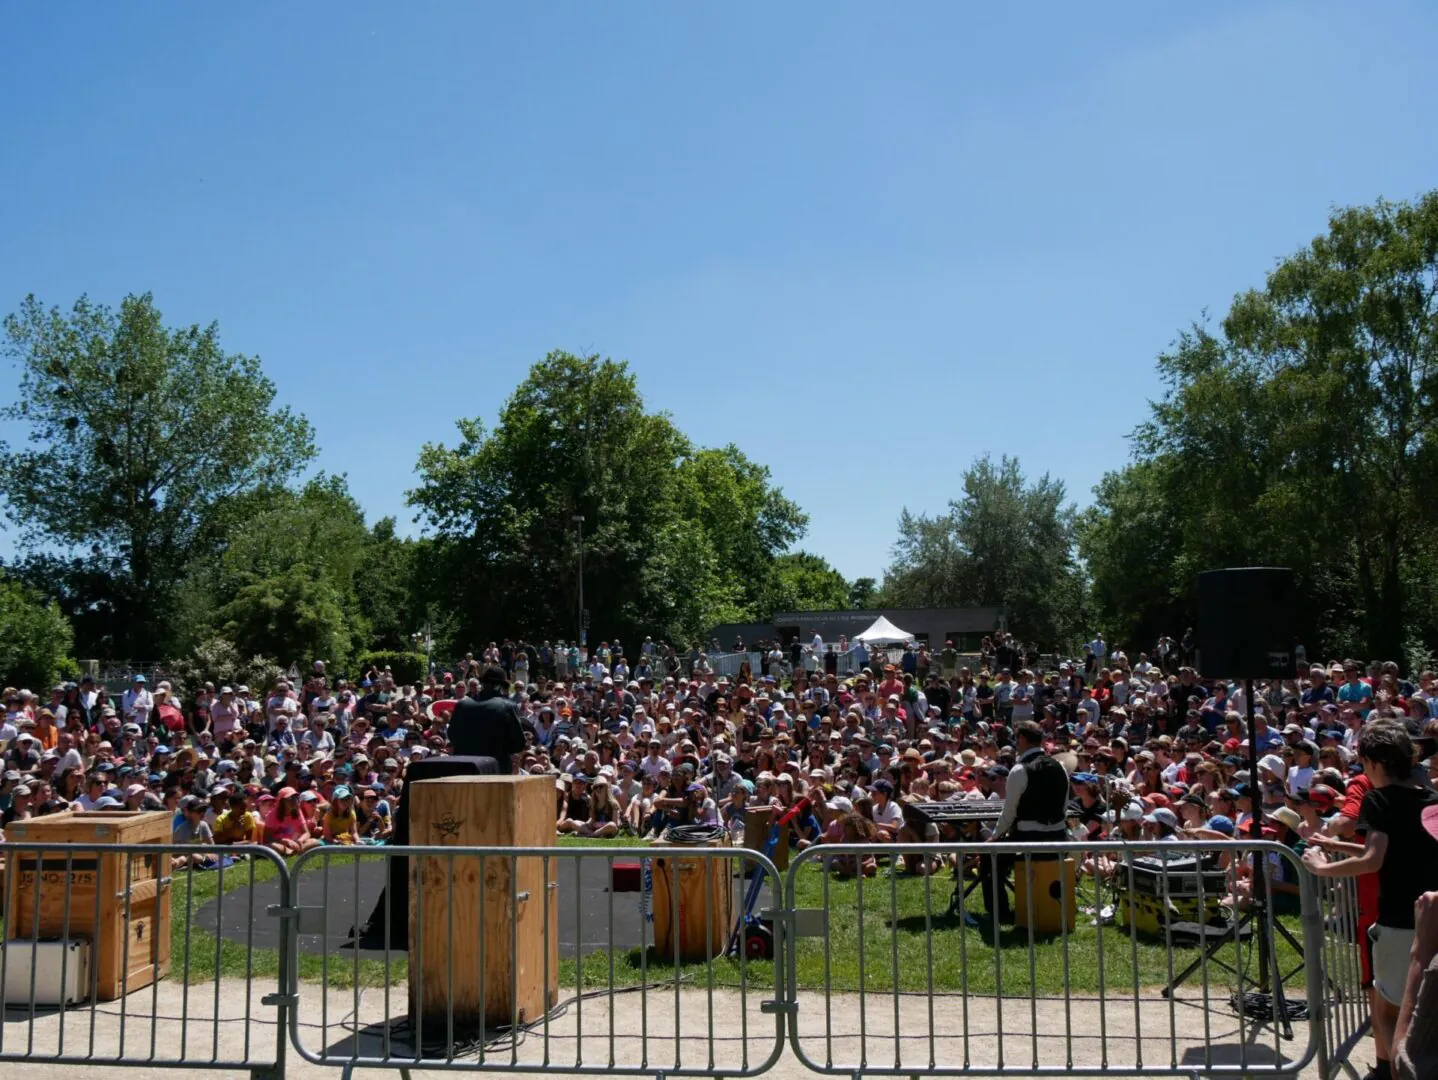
[783, 839, 1326, 1078]
[1312, 873, 1370, 1079]
[283, 843, 787, 1080]
[0, 835, 1366, 1080]
[0, 841, 291, 1076]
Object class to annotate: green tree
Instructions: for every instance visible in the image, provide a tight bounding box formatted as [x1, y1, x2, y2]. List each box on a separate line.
[409, 351, 807, 646]
[881, 455, 1082, 648]
[1085, 192, 1438, 660]
[175, 475, 373, 667]
[354, 517, 419, 651]
[848, 576, 879, 609]
[0, 573, 75, 688]
[218, 563, 352, 671]
[0, 293, 315, 657]
[1076, 460, 1186, 649]
[755, 552, 851, 616]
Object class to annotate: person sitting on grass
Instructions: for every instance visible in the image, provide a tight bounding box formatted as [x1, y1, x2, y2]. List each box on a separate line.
[625, 774, 657, 835]
[831, 809, 881, 878]
[264, 786, 320, 855]
[576, 776, 621, 838]
[357, 785, 393, 842]
[297, 789, 324, 839]
[171, 794, 217, 868]
[321, 785, 360, 845]
[556, 774, 594, 834]
[212, 790, 261, 846]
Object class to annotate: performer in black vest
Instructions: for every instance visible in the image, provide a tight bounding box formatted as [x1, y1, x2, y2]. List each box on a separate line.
[448, 666, 526, 772]
[982, 720, 1070, 921]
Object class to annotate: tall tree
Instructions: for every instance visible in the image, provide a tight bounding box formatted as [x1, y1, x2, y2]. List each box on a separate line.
[1091, 193, 1438, 660]
[847, 577, 879, 610]
[0, 293, 315, 657]
[754, 552, 851, 616]
[881, 455, 1083, 648]
[409, 351, 807, 647]
[173, 475, 372, 668]
[1076, 460, 1186, 649]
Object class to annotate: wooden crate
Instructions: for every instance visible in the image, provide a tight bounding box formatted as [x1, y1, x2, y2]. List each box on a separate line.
[407, 776, 558, 1031]
[650, 836, 732, 962]
[3, 811, 172, 1001]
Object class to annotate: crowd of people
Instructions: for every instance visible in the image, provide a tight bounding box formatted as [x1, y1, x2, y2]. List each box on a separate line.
[4, 634, 1438, 1079]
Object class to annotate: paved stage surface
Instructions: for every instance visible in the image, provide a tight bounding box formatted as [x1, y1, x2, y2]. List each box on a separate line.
[1, 978, 1374, 1079]
[195, 853, 776, 959]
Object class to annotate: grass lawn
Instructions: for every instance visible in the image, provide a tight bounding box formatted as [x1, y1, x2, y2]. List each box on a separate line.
[155, 840, 1304, 997]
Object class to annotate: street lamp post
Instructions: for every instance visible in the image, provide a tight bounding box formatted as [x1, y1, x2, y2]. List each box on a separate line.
[572, 514, 586, 648]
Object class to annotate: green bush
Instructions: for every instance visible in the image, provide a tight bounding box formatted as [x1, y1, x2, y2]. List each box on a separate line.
[167, 636, 284, 701]
[0, 576, 76, 690]
[355, 650, 428, 685]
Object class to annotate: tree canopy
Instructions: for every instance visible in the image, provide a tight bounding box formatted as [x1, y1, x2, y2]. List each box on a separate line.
[880, 455, 1083, 648]
[1080, 192, 1438, 661]
[6, 189, 1438, 685]
[407, 351, 813, 651]
[0, 574, 75, 689]
[0, 293, 315, 657]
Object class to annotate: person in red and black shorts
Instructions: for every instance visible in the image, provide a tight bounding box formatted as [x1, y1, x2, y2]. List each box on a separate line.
[1307, 723, 1438, 1080]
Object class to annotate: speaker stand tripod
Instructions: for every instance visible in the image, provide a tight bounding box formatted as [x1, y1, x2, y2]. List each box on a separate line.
[1159, 897, 1305, 1039]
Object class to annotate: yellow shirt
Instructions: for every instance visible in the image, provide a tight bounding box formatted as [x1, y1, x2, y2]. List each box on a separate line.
[212, 809, 258, 845]
[323, 808, 357, 843]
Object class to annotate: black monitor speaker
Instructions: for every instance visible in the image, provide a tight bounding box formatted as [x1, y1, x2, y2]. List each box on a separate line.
[1196, 567, 1295, 679]
[358, 754, 500, 949]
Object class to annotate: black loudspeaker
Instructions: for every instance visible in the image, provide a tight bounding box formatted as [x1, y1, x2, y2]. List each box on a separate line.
[1196, 567, 1296, 679]
[359, 754, 500, 948]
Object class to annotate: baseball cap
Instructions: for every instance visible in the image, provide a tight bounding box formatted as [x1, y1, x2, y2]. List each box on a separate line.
[1207, 814, 1236, 835]
[825, 796, 854, 814]
[332, 785, 352, 799]
[1144, 807, 1180, 829]
[1258, 754, 1287, 778]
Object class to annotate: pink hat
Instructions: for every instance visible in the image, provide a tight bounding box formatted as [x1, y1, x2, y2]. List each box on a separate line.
[1423, 803, 1438, 846]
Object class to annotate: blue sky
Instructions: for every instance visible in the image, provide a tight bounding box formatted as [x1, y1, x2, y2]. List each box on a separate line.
[2, 2, 1434, 581]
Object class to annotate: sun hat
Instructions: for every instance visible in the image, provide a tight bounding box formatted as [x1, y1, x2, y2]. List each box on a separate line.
[1268, 806, 1303, 832]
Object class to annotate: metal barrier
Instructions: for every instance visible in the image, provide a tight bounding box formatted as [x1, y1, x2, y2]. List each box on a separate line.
[782, 839, 1326, 1077]
[0, 836, 1368, 1080]
[282, 843, 786, 1079]
[1312, 873, 1371, 1079]
[0, 842, 291, 1076]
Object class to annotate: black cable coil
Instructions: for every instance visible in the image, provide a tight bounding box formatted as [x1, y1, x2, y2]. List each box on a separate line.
[661, 823, 728, 845]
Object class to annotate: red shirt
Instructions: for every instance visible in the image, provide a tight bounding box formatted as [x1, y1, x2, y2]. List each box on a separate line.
[1339, 773, 1372, 828]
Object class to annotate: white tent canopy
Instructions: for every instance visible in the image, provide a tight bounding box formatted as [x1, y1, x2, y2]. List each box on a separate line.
[852, 615, 915, 645]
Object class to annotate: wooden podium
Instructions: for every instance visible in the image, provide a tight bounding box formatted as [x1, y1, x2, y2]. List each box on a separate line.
[3, 811, 172, 1000]
[407, 776, 558, 1031]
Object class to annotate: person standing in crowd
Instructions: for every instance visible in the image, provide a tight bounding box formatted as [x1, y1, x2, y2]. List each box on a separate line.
[983, 720, 1070, 921]
[448, 667, 526, 770]
[1306, 722, 1438, 1080]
